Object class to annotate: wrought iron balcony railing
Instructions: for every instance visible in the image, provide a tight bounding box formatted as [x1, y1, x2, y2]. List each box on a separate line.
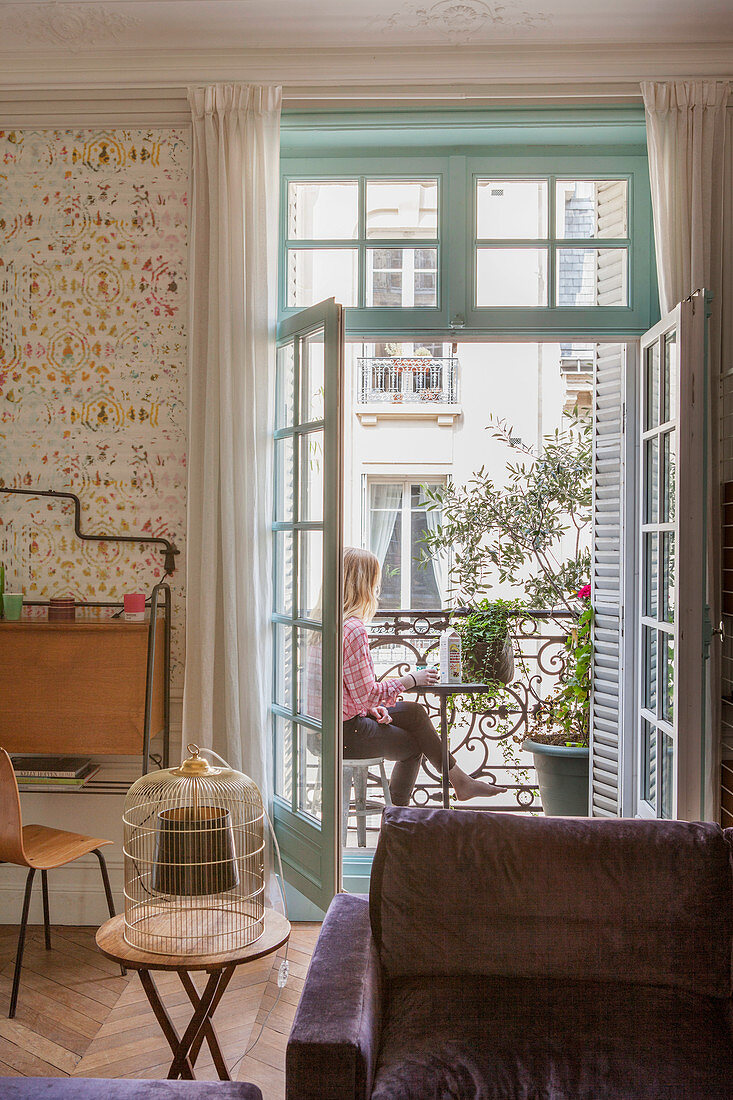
[357, 357, 459, 405]
[367, 607, 574, 814]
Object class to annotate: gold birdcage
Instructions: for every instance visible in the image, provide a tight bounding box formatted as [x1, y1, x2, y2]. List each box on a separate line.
[123, 744, 265, 955]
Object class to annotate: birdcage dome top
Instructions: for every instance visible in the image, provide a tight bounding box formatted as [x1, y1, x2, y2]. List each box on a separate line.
[124, 744, 264, 810]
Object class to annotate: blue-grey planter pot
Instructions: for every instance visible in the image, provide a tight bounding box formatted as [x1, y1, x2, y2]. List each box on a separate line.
[524, 739, 590, 817]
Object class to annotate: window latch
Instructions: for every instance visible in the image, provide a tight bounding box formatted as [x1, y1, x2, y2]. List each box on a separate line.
[449, 314, 465, 330]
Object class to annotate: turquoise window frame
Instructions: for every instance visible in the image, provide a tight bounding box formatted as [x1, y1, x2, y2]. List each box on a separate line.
[280, 158, 451, 333]
[279, 108, 659, 340]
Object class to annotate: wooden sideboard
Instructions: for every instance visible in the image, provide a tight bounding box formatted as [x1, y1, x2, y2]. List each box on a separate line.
[0, 617, 165, 758]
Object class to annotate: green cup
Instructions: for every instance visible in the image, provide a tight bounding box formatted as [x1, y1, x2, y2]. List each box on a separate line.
[2, 593, 23, 621]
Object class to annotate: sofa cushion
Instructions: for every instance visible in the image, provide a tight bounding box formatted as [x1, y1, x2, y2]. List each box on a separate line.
[370, 974, 733, 1100]
[1, 1084, 263, 1100]
[370, 808, 733, 997]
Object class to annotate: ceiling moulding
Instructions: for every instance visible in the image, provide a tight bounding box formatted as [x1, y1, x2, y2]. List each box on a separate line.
[0, 87, 191, 127]
[0, 42, 731, 91]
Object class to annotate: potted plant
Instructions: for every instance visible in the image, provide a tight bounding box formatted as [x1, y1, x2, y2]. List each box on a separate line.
[520, 588, 592, 816]
[421, 413, 593, 814]
[455, 597, 519, 686]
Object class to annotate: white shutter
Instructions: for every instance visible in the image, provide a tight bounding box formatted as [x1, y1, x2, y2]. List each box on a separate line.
[590, 343, 629, 816]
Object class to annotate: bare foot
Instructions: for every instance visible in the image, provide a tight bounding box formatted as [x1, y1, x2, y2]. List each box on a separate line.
[451, 775, 507, 801]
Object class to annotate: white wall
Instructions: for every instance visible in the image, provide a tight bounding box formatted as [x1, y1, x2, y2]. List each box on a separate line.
[346, 341, 587, 604]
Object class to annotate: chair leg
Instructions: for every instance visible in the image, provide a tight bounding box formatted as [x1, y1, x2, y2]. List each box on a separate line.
[41, 870, 51, 950]
[379, 760, 392, 806]
[342, 767, 353, 849]
[354, 766, 368, 848]
[94, 849, 126, 977]
[9, 868, 36, 1019]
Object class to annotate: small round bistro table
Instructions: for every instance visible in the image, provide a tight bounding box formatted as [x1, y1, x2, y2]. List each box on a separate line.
[421, 683, 503, 807]
[96, 909, 290, 1081]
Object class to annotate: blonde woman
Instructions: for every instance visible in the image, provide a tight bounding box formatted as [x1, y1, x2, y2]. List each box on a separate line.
[342, 547, 506, 805]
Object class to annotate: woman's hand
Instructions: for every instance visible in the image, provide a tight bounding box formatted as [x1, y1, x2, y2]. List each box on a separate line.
[402, 667, 439, 690]
[368, 705, 392, 724]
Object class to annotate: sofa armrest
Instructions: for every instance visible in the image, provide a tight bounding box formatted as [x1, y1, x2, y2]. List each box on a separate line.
[287, 893, 383, 1100]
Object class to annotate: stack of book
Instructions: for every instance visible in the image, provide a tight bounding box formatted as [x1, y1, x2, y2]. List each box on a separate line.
[12, 755, 99, 791]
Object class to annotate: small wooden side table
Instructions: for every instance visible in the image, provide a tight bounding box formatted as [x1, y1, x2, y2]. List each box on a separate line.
[96, 909, 290, 1080]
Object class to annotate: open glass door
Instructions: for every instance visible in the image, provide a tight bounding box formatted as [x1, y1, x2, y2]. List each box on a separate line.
[637, 292, 709, 820]
[272, 298, 344, 911]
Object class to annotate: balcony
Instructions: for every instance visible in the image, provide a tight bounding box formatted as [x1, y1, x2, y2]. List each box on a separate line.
[343, 607, 574, 847]
[355, 356, 461, 425]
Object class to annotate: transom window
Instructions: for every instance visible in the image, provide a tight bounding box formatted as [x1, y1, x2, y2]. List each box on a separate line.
[475, 177, 629, 308]
[286, 177, 439, 310]
[280, 112, 656, 338]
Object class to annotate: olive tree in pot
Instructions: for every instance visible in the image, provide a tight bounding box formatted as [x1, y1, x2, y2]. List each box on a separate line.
[422, 414, 592, 815]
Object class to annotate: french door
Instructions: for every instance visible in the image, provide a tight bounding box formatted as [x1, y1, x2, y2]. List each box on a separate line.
[636, 293, 709, 821]
[272, 298, 344, 911]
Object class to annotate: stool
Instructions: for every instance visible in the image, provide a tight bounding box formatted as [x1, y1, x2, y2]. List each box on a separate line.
[342, 758, 392, 848]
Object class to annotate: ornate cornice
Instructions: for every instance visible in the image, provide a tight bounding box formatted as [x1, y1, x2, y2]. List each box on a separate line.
[0, 42, 730, 96]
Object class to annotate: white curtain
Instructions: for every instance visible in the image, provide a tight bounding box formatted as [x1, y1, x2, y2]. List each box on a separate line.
[369, 483, 402, 567]
[421, 489, 447, 604]
[642, 80, 732, 819]
[183, 84, 282, 792]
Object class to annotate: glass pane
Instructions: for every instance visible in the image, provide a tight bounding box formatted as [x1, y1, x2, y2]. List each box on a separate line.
[661, 430, 676, 523]
[373, 493, 403, 611]
[299, 529, 323, 622]
[643, 626, 657, 713]
[297, 724, 322, 821]
[642, 719, 657, 809]
[555, 180, 628, 239]
[302, 331, 325, 423]
[645, 340, 660, 430]
[297, 626, 322, 723]
[366, 248, 437, 308]
[476, 179, 547, 239]
[556, 248, 627, 306]
[366, 179, 438, 240]
[287, 249, 357, 308]
[644, 436, 659, 524]
[276, 342, 295, 429]
[287, 180, 358, 240]
[643, 532, 658, 618]
[476, 248, 548, 307]
[662, 632, 675, 724]
[411, 484, 441, 609]
[301, 431, 324, 523]
[274, 623, 293, 710]
[662, 531, 675, 624]
[663, 330, 677, 423]
[274, 436, 294, 522]
[274, 715, 293, 803]
[274, 530, 294, 616]
[660, 731, 674, 819]
[369, 483, 403, 610]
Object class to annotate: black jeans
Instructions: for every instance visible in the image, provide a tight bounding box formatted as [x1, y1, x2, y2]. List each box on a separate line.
[342, 700, 456, 806]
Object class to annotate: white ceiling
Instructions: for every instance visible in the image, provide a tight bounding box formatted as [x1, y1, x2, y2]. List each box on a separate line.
[0, 0, 732, 51]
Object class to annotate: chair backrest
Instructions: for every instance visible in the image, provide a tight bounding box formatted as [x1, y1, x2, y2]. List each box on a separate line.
[370, 807, 733, 999]
[0, 748, 27, 865]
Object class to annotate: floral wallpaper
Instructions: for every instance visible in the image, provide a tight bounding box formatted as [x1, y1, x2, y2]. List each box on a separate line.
[0, 127, 189, 684]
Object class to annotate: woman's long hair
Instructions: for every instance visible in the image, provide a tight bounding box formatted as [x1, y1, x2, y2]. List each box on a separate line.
[343, 546, 381, 623]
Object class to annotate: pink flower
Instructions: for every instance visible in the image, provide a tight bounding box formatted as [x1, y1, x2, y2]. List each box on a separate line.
[575, 584, 591, 600]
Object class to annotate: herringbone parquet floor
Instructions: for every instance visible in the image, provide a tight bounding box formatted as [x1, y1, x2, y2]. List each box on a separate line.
[0, 921, 319, 1097]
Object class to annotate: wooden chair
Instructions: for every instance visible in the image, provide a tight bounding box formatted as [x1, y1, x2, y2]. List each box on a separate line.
[0, 748, 124, 1018]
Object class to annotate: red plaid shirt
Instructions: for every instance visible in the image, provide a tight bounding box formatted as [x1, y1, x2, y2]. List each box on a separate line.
[342, 617, 402, 720]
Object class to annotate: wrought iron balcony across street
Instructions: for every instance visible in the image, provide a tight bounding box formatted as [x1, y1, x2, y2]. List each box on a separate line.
[357, 357, 459, 405]
[367, 607, 574, 815]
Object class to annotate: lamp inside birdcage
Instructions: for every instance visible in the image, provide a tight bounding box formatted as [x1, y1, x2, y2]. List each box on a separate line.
[123, 744, 265, 955]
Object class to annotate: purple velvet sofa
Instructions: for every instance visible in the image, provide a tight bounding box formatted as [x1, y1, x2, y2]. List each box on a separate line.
[287, 807, 733, 1100]
[2, 1083, 262, 1098]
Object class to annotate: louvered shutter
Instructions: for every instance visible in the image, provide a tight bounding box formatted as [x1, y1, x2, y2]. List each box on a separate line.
[590, 343, 629, 816]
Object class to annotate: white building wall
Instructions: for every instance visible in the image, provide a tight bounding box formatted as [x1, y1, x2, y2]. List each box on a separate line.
[346, 341, 585, 606]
